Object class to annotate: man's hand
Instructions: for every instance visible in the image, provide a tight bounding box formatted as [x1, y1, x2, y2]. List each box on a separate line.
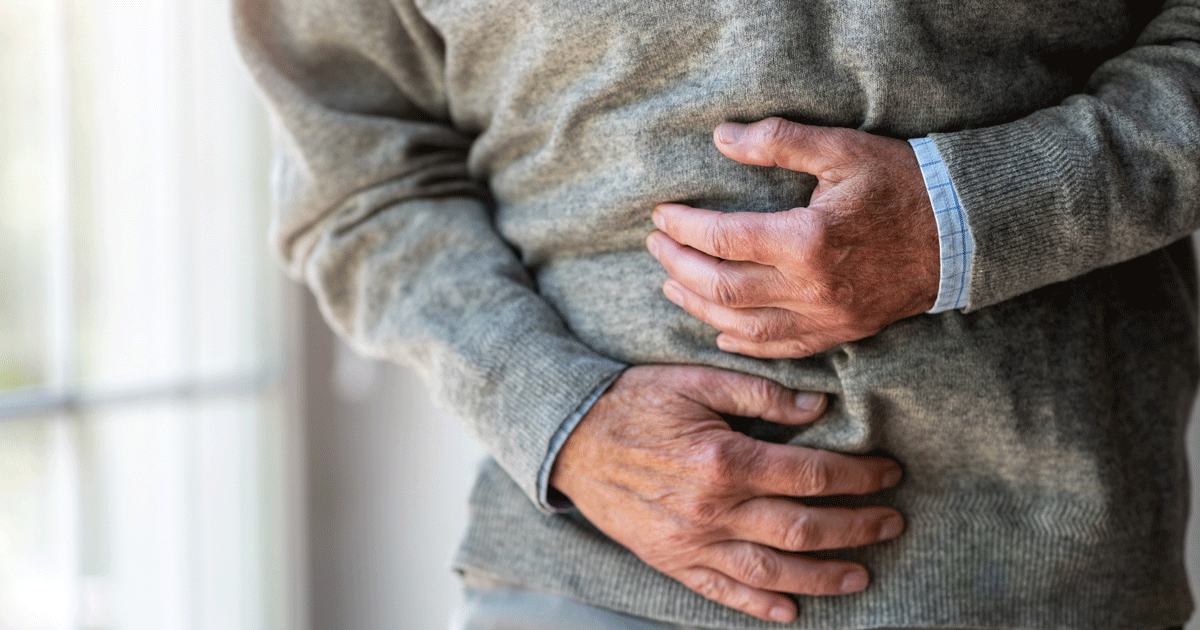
[647, 117, 941, 359]
[550, 365, 904, 623]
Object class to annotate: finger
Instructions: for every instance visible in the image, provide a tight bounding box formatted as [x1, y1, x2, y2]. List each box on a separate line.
[679, 366, 827, 426]
[672, 566, 799, 623]
[651, 203, 788, 264]
[648, 231, 789, 308]
[713, 117, 849, 175]
[728, 497, 904, 552]
[716, 331, 842, 359]
[663, 279, 809, 344]
[744, 443, 903, 497]
[700, 541, 871, 597]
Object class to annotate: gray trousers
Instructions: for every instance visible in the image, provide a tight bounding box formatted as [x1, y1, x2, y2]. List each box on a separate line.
[450, 577, 1188, 630]
[450, 575, 707, 630]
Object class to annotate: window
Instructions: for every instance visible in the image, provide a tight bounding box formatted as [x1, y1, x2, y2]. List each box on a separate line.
[0, 1, 301, 628]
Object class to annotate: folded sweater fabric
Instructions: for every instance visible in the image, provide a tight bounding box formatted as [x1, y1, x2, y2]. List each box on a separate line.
[235, 1, 1200, 627]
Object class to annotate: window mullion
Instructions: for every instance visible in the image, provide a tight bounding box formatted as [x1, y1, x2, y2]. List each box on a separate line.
[47, 0, 80, 626]
[45, 0, 74, 396]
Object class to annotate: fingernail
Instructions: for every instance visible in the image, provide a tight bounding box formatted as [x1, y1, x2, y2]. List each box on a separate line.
[646, 233, 661, 258]
[768, 605, 794, 623]
[841, 569, 868, 593]
[882, 467, 903, 488]
[878, 514, 904, 541]
[716, 122, 747, 144]
[651, 208, 666, 230]
[662, 280, 682, 303]
[794, 392, 823, 411]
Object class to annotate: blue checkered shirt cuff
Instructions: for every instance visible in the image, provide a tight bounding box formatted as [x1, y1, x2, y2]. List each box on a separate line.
[909, 137, 974, 312]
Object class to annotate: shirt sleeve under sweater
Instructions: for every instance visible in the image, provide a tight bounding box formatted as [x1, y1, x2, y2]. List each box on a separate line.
[928, 0, 1200, 310]
[233, 0, 626, 512]
[912, 139, 975, 313]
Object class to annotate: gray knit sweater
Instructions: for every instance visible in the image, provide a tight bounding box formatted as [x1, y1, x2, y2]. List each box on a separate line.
[235, 0, 1200, 628]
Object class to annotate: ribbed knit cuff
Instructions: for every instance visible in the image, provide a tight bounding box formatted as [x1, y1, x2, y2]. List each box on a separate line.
[462, 313, 628, 513]
[929, 113, 1099, 310]
[535, 369, 624, 513]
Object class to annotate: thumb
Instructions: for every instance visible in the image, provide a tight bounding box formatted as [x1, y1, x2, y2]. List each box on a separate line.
[713, 117, 843, 175]
[683, 367, 827, 426]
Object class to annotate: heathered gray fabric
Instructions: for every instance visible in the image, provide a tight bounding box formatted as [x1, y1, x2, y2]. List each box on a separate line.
[234, 1, 1200, 628]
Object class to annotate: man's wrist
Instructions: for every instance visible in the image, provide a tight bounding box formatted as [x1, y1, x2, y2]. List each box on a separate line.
[908, 137, 975, 313]
[536, 369, 624, 513]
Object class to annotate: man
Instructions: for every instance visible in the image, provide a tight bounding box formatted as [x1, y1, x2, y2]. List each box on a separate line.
[235, 1, 1200, 628]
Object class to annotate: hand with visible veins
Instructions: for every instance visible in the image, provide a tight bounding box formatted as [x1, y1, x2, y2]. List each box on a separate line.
[647, 117, 941, 359]
[550, 365, 904, 623]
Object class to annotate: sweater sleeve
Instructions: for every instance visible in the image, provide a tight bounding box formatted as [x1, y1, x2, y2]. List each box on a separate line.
[233, 0, 626, 511]
[928, 0, 1200, 310]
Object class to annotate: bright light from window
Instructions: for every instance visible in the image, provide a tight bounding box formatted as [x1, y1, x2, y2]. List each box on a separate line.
[0, 1, 295, 628]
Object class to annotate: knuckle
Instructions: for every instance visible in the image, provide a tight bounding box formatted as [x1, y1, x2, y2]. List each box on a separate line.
[745, 377, 783, 409]
[738, 318, 777, 344]
[794, 222, 835, 263]
[688, 367, 724, 396]
[794, 453, 834, 496]
[758, 117, 790, 145]
[680, 498, 724, 526]
[826, 309, 857, 330]
[686, 571, 731, 602]
[804, 278, 847, 309]
[829, 514, 871, 547]
[806, 568, 849, 595]
[691, 438, 757, 500]
[734, 547, 781, 587]
[704, 215, 746, 261]
[781, 514, 822, 551]
[693, 439, 738, 485]
[829, 282, 856, 307]
[708, 272, 747, 307]
[785, 344, 816, 360]
[656, 531, 701, 558]
[789, 208, 826, 241]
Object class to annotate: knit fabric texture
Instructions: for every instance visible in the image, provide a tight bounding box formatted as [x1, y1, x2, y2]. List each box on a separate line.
[234, 0, 1200, 628]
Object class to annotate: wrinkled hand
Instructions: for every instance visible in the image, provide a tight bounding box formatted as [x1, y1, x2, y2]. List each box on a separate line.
[647, 117, 940, 359]
[549, 365, 904, 623]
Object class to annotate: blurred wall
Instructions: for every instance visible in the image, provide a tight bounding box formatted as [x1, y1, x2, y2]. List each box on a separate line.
[300, 293, 484, 630]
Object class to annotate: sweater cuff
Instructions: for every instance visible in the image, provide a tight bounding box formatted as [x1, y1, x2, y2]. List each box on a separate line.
[535, 369, 624, 513]
[909, 138, 975, 313]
